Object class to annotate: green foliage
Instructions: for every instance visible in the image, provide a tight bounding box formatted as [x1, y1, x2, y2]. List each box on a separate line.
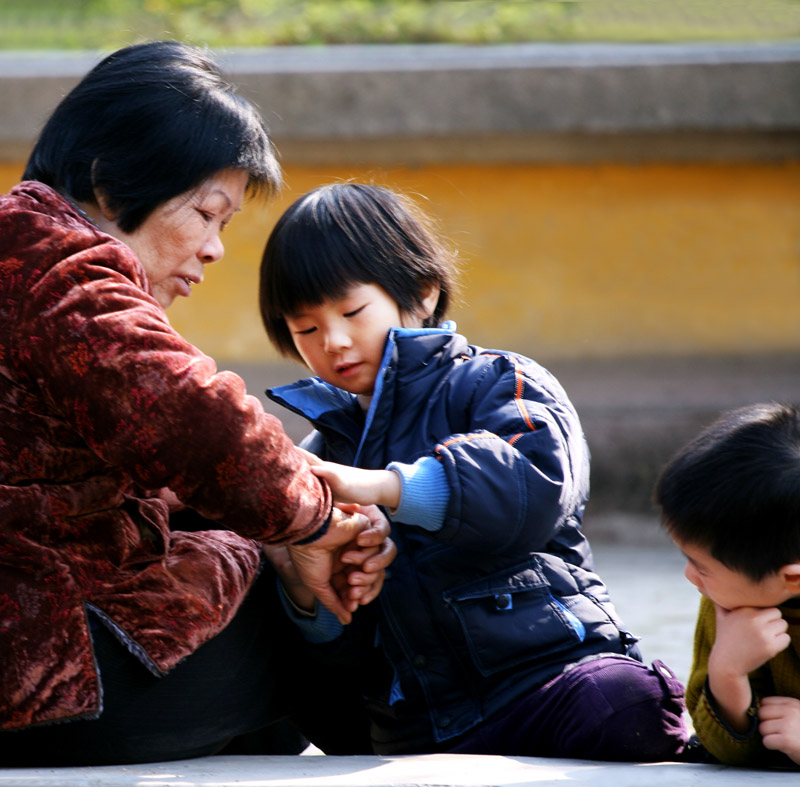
[0, 0, 798, 50]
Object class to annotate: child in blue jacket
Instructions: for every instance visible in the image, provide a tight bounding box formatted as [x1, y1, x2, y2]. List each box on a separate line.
[259, 182, 690, 760]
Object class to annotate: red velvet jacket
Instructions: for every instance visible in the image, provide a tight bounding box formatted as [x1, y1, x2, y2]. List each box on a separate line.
[0, 182, 331, 731]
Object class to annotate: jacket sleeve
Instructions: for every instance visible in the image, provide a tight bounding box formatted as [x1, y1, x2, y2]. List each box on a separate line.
[428, 353, 588, 554]
[15, 235, 331, 544]
[687, 596, 774, 766]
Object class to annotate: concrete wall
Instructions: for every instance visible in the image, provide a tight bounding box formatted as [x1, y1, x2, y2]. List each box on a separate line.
[1, 43, 798, 365]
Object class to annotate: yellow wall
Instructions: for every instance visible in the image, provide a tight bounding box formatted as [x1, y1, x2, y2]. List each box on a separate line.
[3, 159, 799, 362]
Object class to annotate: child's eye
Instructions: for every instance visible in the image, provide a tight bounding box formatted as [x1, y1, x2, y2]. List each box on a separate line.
[344, 305, 366, 318]
[295, 326, 316, 336]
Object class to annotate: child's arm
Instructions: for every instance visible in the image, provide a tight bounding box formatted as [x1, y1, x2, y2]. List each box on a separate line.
[300, 448, 402, 509]
[707, 603, 790, 732]
[300, 448, 450, 533]
[758, 696, 800, 764]
[687, 596, 790, 765]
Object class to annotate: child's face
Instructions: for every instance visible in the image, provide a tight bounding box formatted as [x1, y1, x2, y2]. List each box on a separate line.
[285, 283, 422, 397]
[676, 538, 795, 611]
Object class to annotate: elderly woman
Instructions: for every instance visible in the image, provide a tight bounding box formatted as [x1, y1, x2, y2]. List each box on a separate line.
[0, 41, 392, 765]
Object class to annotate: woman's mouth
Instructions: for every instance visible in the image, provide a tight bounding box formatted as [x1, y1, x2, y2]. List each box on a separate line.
[177, 275, 200, 298]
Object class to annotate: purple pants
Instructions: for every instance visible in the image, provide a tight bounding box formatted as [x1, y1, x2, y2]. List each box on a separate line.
[447, 655, 689, 762]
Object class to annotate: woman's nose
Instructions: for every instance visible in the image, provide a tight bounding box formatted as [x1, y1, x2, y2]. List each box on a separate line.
[200, 232, 225, 264]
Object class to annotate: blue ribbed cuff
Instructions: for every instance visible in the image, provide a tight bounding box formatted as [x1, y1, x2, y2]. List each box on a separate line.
[386, 455, 449, 531]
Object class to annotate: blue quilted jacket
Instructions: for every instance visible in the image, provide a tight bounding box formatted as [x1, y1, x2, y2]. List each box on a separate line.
[268, 325, 637, 752]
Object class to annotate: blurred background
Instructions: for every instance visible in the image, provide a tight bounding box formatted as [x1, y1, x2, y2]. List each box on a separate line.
[2, 0, 799, 48]
[1, 0, 799, 681]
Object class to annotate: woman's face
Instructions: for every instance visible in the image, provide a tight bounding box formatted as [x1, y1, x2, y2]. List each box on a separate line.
[103, 168, 248, 309]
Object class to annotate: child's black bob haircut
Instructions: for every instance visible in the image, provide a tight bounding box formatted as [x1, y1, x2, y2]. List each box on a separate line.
[260, 182, 459, 362]
[654, 402, 800, 582]
[24, 40, 280, 234]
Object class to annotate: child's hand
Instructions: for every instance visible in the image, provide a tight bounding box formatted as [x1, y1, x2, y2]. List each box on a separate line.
[334, 503, 397, 607]
[299, 448, 402, 510]
[759, 696, 800, 764]
[274, 504, 395, 623]
[708, 603, 790, 732]
[711, 604, 790, 676]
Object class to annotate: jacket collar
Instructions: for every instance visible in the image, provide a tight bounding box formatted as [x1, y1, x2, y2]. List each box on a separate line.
[267, 322, 461, 463]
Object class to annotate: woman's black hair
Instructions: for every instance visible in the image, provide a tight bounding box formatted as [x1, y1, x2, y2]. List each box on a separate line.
[259, 182, 459, 361]
[23, 40, 280, 232]
[654, 402, 800, 581]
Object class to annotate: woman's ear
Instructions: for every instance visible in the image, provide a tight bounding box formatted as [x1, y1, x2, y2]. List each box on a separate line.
[91, 159, 117, 221]
[92, 187, 116, 221]
[779, 564, 800, 596]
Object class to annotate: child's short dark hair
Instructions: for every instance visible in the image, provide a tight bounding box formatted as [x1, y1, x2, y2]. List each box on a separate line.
[259, 183, 459, 361]
[654, 402, 800, 581]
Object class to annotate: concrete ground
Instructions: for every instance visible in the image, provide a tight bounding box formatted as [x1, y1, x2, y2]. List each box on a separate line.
[1, 752, 797, 787]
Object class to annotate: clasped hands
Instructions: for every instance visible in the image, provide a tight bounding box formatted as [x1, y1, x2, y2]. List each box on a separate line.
[266, 450, 403, 625]
[284, 502, 397, 625]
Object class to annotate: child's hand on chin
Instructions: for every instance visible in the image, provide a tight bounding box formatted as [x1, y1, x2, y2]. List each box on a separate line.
[759, 696, 800, 764]
[707, 603, 791, 734]
[711, 603, 791, 678]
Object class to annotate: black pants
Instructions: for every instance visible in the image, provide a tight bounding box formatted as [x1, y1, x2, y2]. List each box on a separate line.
[2, 505, 376, 766]
[0, 560, 309, 766]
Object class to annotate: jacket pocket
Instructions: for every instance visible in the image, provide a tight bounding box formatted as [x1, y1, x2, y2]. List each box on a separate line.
[443, 559, 587, 677]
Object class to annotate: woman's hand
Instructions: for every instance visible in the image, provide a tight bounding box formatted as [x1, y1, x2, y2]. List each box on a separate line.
[287, 504, 395, 624]
[298, 448, 401, 510]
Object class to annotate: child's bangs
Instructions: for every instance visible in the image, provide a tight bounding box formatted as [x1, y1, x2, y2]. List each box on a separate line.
[274, 228, 372, 317]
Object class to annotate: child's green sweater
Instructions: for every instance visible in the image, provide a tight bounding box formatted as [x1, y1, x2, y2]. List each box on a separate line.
[688, 595, 800, 766]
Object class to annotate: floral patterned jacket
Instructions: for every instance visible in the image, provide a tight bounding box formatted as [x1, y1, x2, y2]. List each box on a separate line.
[0, 181, 331, 731]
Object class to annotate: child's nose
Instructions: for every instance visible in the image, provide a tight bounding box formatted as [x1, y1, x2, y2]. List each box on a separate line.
[324, 326, 352, 352]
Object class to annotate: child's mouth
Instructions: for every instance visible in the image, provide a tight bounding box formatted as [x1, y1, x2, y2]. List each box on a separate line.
[336, 361, 362, 378]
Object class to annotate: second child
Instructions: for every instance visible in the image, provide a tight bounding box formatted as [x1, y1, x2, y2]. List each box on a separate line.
[655, 402, 800, 768]
[259, 182, 690, 760]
